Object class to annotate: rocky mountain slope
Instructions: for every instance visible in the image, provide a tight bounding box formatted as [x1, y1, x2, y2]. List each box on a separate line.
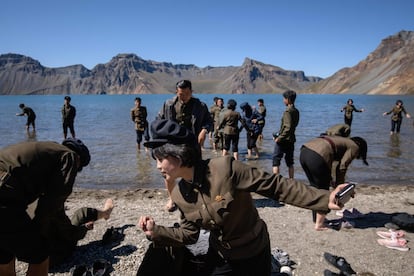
[1, 30, 413, 95]
[308, 30, 414, 95]
[0, 54, 321, 95]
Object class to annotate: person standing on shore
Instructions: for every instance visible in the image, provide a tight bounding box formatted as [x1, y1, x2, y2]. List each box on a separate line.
[340, 99, 364, 127]
[0, 138, 90, 276]
[383, 99, 411, 135]
[157, 80, 212, 212]
[16, 103, 36, 132]
[137, 119, 350, 275]
[62, 96, 77, 139]
[299, 135, 368, 230]
[131, 97, 150, 151]
[272, 90, 300, 178]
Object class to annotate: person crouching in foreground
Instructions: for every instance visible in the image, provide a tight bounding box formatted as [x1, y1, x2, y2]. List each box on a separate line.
[137, 119, 351, 276]
[0, 138, 90, 276]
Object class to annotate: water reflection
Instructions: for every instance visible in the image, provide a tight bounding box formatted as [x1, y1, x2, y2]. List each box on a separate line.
[387, 134, 401, 158]
[26, 130, 37, 141]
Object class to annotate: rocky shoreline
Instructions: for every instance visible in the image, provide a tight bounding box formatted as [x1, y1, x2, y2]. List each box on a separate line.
[16, 184, 414, 275]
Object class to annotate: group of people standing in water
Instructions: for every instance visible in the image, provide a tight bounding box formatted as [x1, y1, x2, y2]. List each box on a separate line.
[3, 81, 412, 275]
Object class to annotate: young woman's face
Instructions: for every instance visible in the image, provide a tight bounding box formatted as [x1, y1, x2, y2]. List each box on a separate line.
[156, 156, 181, 182]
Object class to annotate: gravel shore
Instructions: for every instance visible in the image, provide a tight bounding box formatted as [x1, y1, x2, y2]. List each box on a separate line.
[15, 184, 414, 276]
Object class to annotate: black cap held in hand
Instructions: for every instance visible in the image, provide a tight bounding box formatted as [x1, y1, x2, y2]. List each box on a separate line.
[144, 119, 197, 149]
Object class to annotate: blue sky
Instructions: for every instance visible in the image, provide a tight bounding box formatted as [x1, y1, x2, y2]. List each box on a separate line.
[1, 0, 413, 78]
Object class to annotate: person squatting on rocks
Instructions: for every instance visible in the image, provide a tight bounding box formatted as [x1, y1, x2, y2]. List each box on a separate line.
[136, 119, 351, 276]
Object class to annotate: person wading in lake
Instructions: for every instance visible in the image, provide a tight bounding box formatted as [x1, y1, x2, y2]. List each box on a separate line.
[62, 96, 77, 139]
[16, 103, 36, 132]
[156, 80, 212, 212]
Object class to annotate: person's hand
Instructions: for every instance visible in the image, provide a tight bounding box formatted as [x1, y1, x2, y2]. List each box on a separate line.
[383, 112, 387, 116]
[406, 114, 411, 119]
[138, 216, 155, 236]
[328, 183, 355, 210]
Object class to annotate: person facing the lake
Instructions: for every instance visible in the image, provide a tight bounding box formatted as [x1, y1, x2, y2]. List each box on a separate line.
[0, 138, 90, 276]
[16, 103, 36, 132]
[383, 99, 411, 135]
[157, 79, 213, 212]
[136, 119, 351, 276]
[62, 96, 77, 139]
[218, 99, 245, 160]
[239, 102, 263, 159]
[300, 135, 368, 231]
[272, 90, 300, 179]
[131, 97, 150, 151]
[340, 98, 364, 127]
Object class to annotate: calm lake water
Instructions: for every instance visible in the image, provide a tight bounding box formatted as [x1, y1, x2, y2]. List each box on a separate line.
[1, 94, 413, 189]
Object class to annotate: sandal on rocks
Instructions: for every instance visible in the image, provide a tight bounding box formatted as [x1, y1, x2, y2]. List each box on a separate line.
[376, 229, 405, 239]
[324, 269, 345, 276]
[324, 252, 356, 275]
[377, 238, 409, 251]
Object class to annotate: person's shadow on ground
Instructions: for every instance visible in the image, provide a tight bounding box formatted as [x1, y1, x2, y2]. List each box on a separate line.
[49, 224, 136, 274]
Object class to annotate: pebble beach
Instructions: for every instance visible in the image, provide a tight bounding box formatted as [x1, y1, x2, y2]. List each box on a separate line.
[15, 184, 414, 276]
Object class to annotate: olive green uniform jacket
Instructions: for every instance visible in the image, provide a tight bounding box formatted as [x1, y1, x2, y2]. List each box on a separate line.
[131, 105, 148, 131]
[277, 105, 299, 143]
[150, 156, 330, 260]
[0, 141, 79, 245]
[303, 136, 360, 184]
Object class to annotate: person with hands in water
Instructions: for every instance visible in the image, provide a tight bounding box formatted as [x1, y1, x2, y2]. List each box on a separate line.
[137, 119, 352, 276]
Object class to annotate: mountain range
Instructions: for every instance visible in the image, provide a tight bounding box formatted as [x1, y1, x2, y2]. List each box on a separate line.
[1, 30, 413, 95]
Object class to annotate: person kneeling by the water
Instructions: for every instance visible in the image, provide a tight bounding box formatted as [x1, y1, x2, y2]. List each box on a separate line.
[136, 119, 351, 276]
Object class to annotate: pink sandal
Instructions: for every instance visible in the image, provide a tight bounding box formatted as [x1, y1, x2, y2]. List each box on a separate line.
[377, 238, 409, 251]
[376, 229, 405, 239]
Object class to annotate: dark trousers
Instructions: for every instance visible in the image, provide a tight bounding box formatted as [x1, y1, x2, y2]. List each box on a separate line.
[300, 147, 331, 222]
[391, 119, 402, 132]
[137, 243, 272, 276]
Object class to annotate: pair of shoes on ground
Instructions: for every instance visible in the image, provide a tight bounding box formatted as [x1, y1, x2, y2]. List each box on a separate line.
[376, 229, 409, 251]
[326, 219, 355, 231]
[101, 226, 125, 245]
[271, 248, 294, 275]
[324, 252, 356, 276]
[335, 208, 364, 219]
[70, 259, 111, 276]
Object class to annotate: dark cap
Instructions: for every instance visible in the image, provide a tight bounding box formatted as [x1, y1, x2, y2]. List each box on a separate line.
[64, 96, 71, 101]
[350, 137, 368, 166]
[227, 99, 237, 109]
[144, 119, 197, 149]
[62, 138, 90, 171]
[240, 102, 249, 110]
